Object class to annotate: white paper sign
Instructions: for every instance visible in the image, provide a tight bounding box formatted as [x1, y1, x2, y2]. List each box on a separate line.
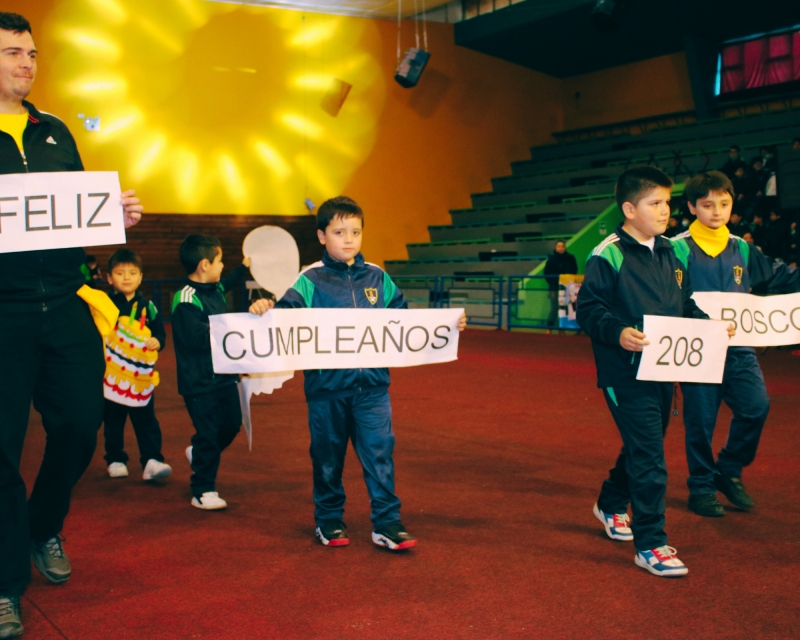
[211, 308, 463, 374]
[692, 291, 800, 347]
[237, 372, 294, 451]
[0, 171, 125, 253]
[637, 315, 729, 384]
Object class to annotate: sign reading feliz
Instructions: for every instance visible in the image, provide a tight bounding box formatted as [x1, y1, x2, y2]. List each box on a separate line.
[210, 308, 464, 374]
[637, 315, 730, 384]
[693, 291, 800, 347]
[0, 171, 125, 254]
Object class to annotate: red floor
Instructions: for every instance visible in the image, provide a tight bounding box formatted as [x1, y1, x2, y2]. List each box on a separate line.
[19, 329, 800, 639]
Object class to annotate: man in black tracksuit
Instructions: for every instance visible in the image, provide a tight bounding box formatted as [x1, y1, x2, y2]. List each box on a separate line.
[0, 14, 142, 634]
[171, 235, 252, 510]
[577, 167, 710, 578]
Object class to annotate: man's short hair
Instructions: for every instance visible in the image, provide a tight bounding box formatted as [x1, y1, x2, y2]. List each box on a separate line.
[108, 249, 142, 271]
[731, 145, 741, 152]
[684, 171, 735, 205]
[317, 196, 363, 232]
[0, 12, 31, 34]
[180, 234, 221, 274]
[614, 166, 673, 211]
[751, 156, 763, 166]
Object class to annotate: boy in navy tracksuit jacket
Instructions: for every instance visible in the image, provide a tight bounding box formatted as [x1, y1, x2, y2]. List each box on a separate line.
[577, 166, 714, 577]
[103, 250, 172, 482]
[673, 171, 799, 517]
[260, 196, 465, 551]
[171, 235, 257, 511]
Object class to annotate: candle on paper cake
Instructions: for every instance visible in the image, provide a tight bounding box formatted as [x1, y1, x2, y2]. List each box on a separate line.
[103, 303, 160, 407]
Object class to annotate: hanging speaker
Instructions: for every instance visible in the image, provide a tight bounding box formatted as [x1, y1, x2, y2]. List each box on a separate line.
[394, 48, 430, 88]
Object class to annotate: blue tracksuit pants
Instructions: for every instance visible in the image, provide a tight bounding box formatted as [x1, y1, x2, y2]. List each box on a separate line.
[681, 347, 769, 496]
[597, 382, 673, 551]
[307, 390, 401, 528]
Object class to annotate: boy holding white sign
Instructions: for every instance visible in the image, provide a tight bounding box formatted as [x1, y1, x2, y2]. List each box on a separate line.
[171, 235, 265, 510]
[577, 166, 713, 577]
[256, 196, 465, 551]
[673, 171, 798, 517]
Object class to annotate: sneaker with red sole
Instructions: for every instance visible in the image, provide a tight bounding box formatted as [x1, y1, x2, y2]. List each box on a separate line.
[635, 546, 688, 577]
[316, 520, 350, 547]
[372, 522, 416, 551]
[593, 503, 633, 541]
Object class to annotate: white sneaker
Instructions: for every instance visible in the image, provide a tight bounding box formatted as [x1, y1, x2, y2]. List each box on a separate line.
[108, 462, 129, 478]
[185, 446, 193, 465]
[142, 459, 172, 481]
[191, 491, 227, 510]
[635, 546, 689, 577]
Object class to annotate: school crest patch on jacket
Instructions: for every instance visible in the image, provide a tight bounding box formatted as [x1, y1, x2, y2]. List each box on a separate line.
[364, 288, 378, 305]
[675, 268, 683, 289]
[733, 265, 743, 285]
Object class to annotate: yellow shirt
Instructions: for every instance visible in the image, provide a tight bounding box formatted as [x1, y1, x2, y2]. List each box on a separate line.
[0, 111, 28, 152]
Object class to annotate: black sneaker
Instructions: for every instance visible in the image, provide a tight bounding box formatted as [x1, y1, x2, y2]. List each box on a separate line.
[372, 522, 417, 551]
[315, 520, 350, 547]
[0, 595, 23, 639]
[688, 493, 724, 517]
[715, 475, 754, 509]
[31, 535, 71, 584]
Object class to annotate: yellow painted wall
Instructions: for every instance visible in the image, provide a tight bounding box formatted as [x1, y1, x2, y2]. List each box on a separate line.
[10, 0, 562, 264]
[561, 52, 695, 131]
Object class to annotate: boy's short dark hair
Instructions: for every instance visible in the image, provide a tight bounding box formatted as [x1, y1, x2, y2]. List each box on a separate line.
[108, 249, 142, 271]
[180, 234, 221, 274]
[0, 12, 31, 34]
[317, 196, 363, 232]
[614, 166, 673, 211]
[684, 171, 735, 205]
[731, 145, 741, 152]
[751, 156, 763, 166]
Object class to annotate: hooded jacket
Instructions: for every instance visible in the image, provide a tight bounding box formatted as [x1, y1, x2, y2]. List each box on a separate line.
[275, 250, 407, 401]
[0, 101, 87, 313]
[577, 223, 708, 388]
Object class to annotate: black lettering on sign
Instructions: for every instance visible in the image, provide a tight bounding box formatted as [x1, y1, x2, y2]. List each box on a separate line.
[405, 326, 429, 352]
[50, 195, 71, 230]
[86, 193, 111, 227]
[25, 195, 48, 231]
[673, 337, 688, 366]
[741, 309, 753, 333]
[0, 196, 18, 232]
[432, 325, 450, 349]
[656, 336, 672, 365]
[335, 326, 354, 353]
[276, 327, 294, 355]
[688, 338, 703, 367]
[222, 331, 246, 360]
[76, 194, 82, 228]
[357, 326, 379, 353]
[721, 308, 737, 331]
[297, 326, 313, 354]
[769, 310, 788, 333]
[754, 310, 768, 334]
[382, 323, 403, 353]
[314, 326, 331, 354]
[251, 329, 274, 357]
[790, 307, 800, 332]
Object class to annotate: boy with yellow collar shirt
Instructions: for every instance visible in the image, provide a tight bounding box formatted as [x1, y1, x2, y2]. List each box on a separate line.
[671, 171, 798, 518]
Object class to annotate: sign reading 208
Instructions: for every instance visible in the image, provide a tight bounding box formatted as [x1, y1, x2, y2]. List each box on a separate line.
[0, 171, 126, 254]
[637, 315, 730, 384]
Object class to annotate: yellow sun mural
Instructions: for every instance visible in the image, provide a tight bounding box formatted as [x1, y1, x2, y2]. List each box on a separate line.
[41, 0, 387, 214]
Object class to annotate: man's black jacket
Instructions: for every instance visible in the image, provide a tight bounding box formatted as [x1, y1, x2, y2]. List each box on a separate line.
[543, 250, 578, 292]
[0, 101, 86, 313]
[577, 224, 708, 388]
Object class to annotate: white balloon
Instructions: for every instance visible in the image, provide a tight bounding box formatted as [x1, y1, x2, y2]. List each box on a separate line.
[243, 226, 300, 299]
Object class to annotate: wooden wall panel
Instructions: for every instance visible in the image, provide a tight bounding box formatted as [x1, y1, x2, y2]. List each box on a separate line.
[87, 213, 321, 281]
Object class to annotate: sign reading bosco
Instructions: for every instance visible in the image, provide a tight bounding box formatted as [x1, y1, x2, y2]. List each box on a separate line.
[0, 171, 125, 254]
[692, 291, 800, 347]
[210, 308, 464, 374]
[637, 315, 730, 384]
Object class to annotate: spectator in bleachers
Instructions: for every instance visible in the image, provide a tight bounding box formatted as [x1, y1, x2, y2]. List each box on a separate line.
[751, 214, 767, 249]
[742, 231, 755, 245]
[727, 211, 750, 238]
[543, 239, 577, 333]
[664, 216, 682, 238]
[720, 145, 746, 178]
[730, 165, 748, 215]
[760, 146, 777, 174]
[743, 157, 769, 220]
[763, 210, 788, 259]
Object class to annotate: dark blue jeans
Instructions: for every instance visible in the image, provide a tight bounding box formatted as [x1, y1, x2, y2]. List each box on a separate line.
[597, 383, 673, 551]
[307, 390, 401, 528]
[681, 347, 769, 496]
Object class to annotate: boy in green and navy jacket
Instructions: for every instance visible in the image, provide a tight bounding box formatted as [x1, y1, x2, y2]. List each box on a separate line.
[171, 235, 254, 511]
[255, 196, 465, 551]
[673, 171, 799, 518]
[577, 166, 711, 578]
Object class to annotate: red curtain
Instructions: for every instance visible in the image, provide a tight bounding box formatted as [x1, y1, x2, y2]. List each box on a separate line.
[720, 29, 800, 93]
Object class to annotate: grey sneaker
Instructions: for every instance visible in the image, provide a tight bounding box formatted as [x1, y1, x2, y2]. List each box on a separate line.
[0, 595, 23, 639]
[31, 536, 71, 584]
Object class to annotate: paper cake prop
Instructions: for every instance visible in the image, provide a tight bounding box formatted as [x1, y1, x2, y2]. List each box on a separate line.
[104, 302, 160, 407]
